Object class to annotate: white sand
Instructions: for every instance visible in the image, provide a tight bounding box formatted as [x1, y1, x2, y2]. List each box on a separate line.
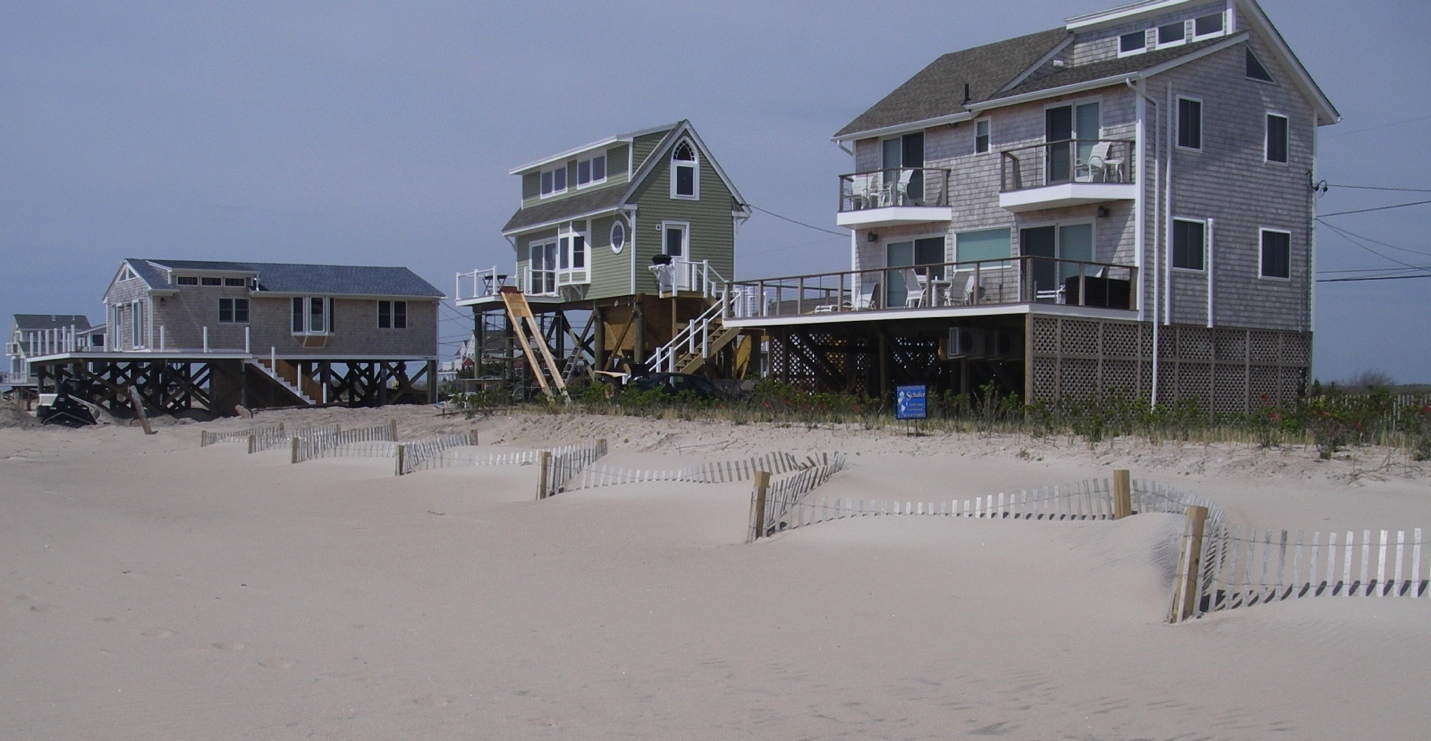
[2, 407, 1429, 738]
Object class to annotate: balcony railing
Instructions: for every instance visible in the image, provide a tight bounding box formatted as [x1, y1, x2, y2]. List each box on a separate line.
[838, 167, 951, 213]
[727, 256, 1138, 319]
[1000, 139, 1136, 193]
[455, 267, 511, 303]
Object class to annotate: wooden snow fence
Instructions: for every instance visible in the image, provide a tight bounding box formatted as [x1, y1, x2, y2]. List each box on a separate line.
[570, 451, 809, 491]
[747, 453, 847, 542]
[200, 425, 283, 449]
[290, 423, 397, 464]
[396, 432, 481, 476]
[535, 440, 611, 500]
[1170, 520, 1430, 623]
[200, 423, 340, 454]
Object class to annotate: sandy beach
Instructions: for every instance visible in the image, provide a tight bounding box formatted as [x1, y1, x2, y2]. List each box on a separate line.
[3, 405, 1429, 739]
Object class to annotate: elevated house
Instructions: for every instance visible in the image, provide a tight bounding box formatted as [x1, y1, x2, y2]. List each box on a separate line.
[5, 314, 103, 388]
[719, 0, 1337, 414]
[455, 120, 754, 396]
[30, 259, 444, 415]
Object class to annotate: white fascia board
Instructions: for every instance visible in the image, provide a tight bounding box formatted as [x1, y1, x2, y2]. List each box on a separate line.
[1065, 0, 1195, 31]
[998, 36, 1076, 94]
[1235, 0, 1340, 124]
[255, 291, 447, 301]
[833, 112, 974, 144]
[508, 136, 626, 176]
[677, 124, 750, 208]
[500, 205, 625, 237]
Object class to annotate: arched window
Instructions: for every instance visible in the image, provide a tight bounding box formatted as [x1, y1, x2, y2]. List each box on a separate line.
[671, 140, 699, 200]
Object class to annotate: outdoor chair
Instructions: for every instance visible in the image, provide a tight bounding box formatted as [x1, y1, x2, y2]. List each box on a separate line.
[1076, 141, 1115, 182]
[844, 280, 880, 311]
[902, 268, 926, 308]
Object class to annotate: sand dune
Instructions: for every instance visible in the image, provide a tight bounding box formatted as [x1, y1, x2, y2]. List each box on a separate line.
[2, 407, 1428, 738]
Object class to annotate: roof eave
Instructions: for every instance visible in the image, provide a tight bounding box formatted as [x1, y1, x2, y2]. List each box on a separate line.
[501, 204, 629, 237]
[833, 112, 975, 144]
[507, 121, 682, 175]
[1235, 0, 1340, 125]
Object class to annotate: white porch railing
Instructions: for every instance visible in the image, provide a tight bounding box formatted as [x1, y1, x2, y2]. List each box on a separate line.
[455, 267, 510, 302]
[649, 285, 735, 373]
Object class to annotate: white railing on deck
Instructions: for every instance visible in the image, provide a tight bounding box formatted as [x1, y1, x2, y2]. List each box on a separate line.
[650, 284, 733, 373]
[455, 267, 506, 302]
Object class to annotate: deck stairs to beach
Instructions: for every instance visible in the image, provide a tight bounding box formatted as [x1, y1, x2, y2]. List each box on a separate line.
[247, 357, 319, 406]
[650, 288, 747, 375]
[500, 289, 570, 403]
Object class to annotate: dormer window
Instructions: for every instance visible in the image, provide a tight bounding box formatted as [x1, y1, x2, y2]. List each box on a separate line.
[1193, 12, 1224, 39]
[224, 277, 247, 287]
[176, 276, 199, 286]
[1157, 21, 1186, 47]
[577, 154, 606, 187]
[1119, 30, 1147, 55]
[201, 277, 222, 286]
[671, 140, 699, 200]
[540, 165, 567, 197]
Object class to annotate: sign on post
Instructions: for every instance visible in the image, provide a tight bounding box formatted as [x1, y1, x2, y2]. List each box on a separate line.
[895, 385, 927, 421]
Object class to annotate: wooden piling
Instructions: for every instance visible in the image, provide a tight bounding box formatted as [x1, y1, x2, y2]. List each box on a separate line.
[127, 386, 155, 436]
[246, 434, 255, 455]
[1171, 504, 1210, 622]
[290, 436, 299, 464]
[395, 444, 406, 477]
[536, 450, 551, 500]
[467, 429, 479, 446]
[749, 470, 772, 543]
[1112, 469, 1132, 519]
[388, 419, 398, 441]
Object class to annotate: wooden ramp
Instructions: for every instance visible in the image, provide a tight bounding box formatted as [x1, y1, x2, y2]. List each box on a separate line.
[500, 290, 569, 402]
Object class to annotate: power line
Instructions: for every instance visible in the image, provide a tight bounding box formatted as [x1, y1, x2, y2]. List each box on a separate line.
[1318, 274, 1431, 283]
[1318, 220, 1431, 275]
[747, 204, 848, 237]
[1322, 113, 1431, 140]
[1326, 183, 1431, 194]
[1319, 198, 1431, 218]
[1314, 218, 1431, 258]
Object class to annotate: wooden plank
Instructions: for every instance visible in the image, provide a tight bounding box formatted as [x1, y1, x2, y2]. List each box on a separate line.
[1414, 528, 1424, 597]
[1395, 531, 1406, 597]
[1377, 529, 1389, 597]
[1276, 530, 1289, 600]
[1360, 530, 1372, 597]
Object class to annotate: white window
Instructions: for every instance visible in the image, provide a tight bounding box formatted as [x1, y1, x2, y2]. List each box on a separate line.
[377, 300, 407, 329]
[1266, 114, 1289, 163]
[291, 297, 333, 335]
[176, 275, 199, 286]
[118, 265, 137, 282]
[224, 277, 247, 287]
[528, 240, 557, 295]
[130, 300, 144, 347]
[662, 222, 689, 258]
[1260, 229, 1292, 280]
[610, 220, 626, 254]
[671, 140, 699, 199]
[1172, 219, 1206, 271]
[557, 229, 589, 286]
[539, 165, 567, 197]
[974, 119, 991, 154]
[200, 276, 222, 286]
[218, 298, 248, 324]
[1193, 12, 1224, 39]
[577, 153, 606, 187]
[1119, 30, 1147, 56]
[1157, 21, 1186, 47]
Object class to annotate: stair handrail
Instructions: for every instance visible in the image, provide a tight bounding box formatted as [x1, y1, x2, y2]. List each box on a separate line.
[650, 286, 733, 373]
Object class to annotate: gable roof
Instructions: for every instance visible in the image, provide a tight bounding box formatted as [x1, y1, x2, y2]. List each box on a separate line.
[508, 121, 681, 175]
[995, 35, 1231, 100]
[13, 314, 92, 332]
[501, 120, 749, 236]
[834, 28, 1069, 140]
[123, 259, 444, 299]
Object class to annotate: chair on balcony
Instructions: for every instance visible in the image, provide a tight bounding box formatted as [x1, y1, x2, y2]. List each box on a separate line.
[848, 173, 875, 210]
[1076, 142, 1120, 183]
[893, 169, 914, 205]
[844, 280, 880, 311]
[902, 269, 927, 308]
[951, 273, 984, 305]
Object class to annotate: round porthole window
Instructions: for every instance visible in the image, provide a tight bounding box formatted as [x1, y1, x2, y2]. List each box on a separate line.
[610, 221, 626, 253]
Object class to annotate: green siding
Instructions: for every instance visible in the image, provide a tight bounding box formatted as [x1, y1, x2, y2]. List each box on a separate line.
[629, 139, 738, 295]
[607, 144, 630, 180]
[631, 132, 668, 173]
[587, 214, 633, 300]
[522, 172, 540, 201]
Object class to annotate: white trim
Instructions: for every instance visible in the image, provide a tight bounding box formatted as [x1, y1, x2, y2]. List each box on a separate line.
[1154, 19, 1188, 49]
[610, 219, 626, 254]
[506, 122, 676, 174]
[1066, 0, 1191, 31]
[1258, 227, 1293, 281]
[1117, 29, 1149, 58]
[1244, 47, 1278, 84]
[376, 299, 408, 329]
[1176, 95, 1203, 151]
[1206, 217, 1215, 327]
[1139, 32, 1247, 77]
[1264, 111, 1289, 164]
[290, 296, 334, 336]
[538, 164, 568, 198]
[832, 113, 972, 144]
[575, 151, 608, 189]
[659, 220, 690, 258]
[503, 204, 629, 237]
[1191, 9, 1227, 40]
[1170, 217, 1207, 273]
[1234, 0, 1340, 124]
[998, 36, 1075, 93]
[669, 139, 700, 200]
[527, 238, 559, 296]
[973, 117, 992, 154]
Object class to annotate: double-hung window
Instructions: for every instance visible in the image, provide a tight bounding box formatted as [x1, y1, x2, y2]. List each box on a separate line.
[671, 141, 699, 199]
[377, 300, 407, 329]
[577, 154, 606, 187]
[528, 240, 557, 295]
[974, 119, 990, 154]
[1260, 229, 1292, 279]
[218, 298, 249, 324]
[540, 165, 567, 197]
[1172, 219, 1206, 271]
[1177, 98, 1202, 150]
[1266, 114, 1289, 163]
[292, 297, 333, 335]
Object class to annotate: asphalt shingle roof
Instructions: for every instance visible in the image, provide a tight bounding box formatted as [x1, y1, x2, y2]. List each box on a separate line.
[501, 184, 630, 233]
[13, 314, 93, 331]
[131, 259, 444, 298]
[995, 37, 1228, 99]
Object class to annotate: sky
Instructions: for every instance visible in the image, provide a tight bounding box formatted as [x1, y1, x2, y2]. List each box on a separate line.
[3, 0, 1428, 383]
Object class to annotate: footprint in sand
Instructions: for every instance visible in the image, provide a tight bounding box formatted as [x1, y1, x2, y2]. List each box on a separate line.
[258, 657, 297, 669]
[211, 641, 247, 651]
[29, 604, 56, 613]
[141, 628, 175, 638]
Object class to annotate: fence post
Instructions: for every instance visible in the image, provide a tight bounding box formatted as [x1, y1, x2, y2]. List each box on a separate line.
[1113, 469, 1132, 519]
[388, 419, 398, 441]
[467, 429, 479, 446]
[1171, 504, 1210, 623]
[536, 450, 551, 500]
[247, 434, 255, 455]
[290, 436, 299, 465]
[749, 470, 772, 543]
[395, 444, 406, 477]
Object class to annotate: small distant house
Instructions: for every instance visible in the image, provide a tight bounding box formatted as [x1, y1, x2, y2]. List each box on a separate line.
[6, 314, 103, 386]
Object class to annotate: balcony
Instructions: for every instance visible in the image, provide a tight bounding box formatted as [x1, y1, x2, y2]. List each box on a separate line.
[726, 256, 1138, 320]
[999, 139, 1137, 212]
[836, 167, 953, 229]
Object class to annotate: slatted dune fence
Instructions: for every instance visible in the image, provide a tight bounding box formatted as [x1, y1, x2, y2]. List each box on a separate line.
[291, 424, 397, 464]
[200, 425, 283, 448]
[200, 423, 341, 453]
[749, 453, 847, 542]
[1178, 524, 1429, 619]
[571, 452, 809, 491]
[398, 432, 481, 475]
[539, 441, 612, 498]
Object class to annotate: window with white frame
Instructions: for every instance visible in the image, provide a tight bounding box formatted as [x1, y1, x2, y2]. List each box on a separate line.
[377, 300, 407, 329]
[1266, 114, 1289, 163]
[1246, 49, 1276, 83]
[1260, 229, 1292, 279]
[1172, 219, 1206, 271]
[1157, 20, 1186, 47]
[557, 230, 588, 285]
[974, 119, 991, 154]
[577, 153, 606, 187]
[224, 277, 247, 287]
[539, 165, 567, 197]
[1193, 12, 1224, 39]
[1119, 30, 1147, 55]
[176, 275, 199, 285]
[610, 220, 626, 254]
[1177, 98, 1202, 150]
[663, 222, 688, 258]
[291, 297, 333, 335]
[528, 240, 557, 295]
[131, 300, 145, 347]
[218, 298, 249, 324]
[671, 140, 698, 199]
[201, 276, 222, 286]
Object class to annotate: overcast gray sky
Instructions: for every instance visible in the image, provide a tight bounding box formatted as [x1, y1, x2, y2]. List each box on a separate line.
[4, 0, 1428, 383]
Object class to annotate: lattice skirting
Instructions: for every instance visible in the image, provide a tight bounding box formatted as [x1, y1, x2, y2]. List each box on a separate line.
[1027, 317, 1310, 415]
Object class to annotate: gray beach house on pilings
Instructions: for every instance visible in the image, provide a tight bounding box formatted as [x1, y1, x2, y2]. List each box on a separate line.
[719, 0, 1338, 415]
[29, 259, 444, 416]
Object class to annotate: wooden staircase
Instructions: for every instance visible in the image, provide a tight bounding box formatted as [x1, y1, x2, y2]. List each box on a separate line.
[248, 357, 319, 406]
[500, 289, 570, 402]
[651, 290, 752, 376]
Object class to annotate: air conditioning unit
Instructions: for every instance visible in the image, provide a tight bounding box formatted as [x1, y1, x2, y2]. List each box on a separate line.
[947, 327, 984, 358]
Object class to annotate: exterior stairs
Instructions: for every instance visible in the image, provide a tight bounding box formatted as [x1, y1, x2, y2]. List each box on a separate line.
[248, 357, 319, 406]
[651, 289, 749, 376]
[499, 289, 570, 403]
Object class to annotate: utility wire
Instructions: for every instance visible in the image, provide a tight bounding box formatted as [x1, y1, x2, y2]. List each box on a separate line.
[1318, 220, 1431, 275]
[1319, 198, 1431, 218]
[1326, 183, 1431, 194]
[1318, 274, 1431, 283]
[747, 204, 848, 237]
[1322, 113, 1431, 139]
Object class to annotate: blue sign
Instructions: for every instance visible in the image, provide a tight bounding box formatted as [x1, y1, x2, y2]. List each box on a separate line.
[895, 385, 927, 420]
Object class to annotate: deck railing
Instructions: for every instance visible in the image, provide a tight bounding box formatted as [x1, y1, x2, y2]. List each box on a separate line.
[838, 167, 952, 212]
[455, 267, 511, 302]
[727, 256, 1138, 319]
[999, 139, 1136, 193]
